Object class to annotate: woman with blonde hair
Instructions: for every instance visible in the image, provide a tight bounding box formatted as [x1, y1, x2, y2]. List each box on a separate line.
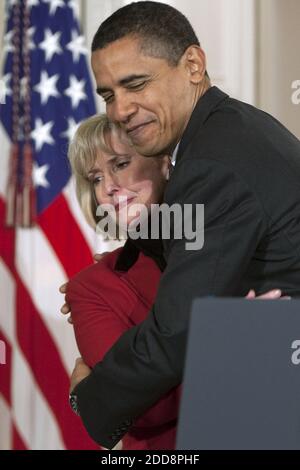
[63, 114, 286, 450]
[66, 113, 179, 450]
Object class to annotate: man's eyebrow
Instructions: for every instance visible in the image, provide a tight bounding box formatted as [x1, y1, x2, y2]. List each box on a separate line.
[96, 74, 151, 95]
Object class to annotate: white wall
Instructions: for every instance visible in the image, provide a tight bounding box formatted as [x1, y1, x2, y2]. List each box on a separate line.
[1, 0, 299, 137]
[258, 0, 300, 138]
[81, 0, 125, 112]
[81, 0, 300, 137]
[82, 0, 257, 105]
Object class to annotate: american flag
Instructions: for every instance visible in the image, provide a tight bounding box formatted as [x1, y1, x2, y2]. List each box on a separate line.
[0, 0, 118, 449]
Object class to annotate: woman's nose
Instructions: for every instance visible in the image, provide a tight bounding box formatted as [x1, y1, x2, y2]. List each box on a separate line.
[103, 174, 120, 197]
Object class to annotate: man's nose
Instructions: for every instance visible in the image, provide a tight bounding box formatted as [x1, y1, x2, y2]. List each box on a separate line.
[110, 93, 138, 124]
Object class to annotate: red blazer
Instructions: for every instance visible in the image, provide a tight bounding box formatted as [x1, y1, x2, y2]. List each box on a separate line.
[66, 247, 181, 450]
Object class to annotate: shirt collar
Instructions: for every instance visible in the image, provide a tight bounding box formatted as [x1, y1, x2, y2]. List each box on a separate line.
[176, 87, 229, 165]
[171, 142, 180, 166]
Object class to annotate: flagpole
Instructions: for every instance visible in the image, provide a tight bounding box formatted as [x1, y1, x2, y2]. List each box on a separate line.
[5, 0, 21, 227]
[21, 0, 36, 228]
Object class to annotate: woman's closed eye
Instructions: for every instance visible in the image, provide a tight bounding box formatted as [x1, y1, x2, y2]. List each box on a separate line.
[114, 160, 130, 172]
[92, 175, 103, 186]
[89, 161, 130, 185]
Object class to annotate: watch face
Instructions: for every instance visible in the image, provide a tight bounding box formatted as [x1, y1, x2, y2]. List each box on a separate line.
[69, 392, 80, 416]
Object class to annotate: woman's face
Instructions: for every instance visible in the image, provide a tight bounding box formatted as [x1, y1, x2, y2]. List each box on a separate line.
[88, 127, 170, 229]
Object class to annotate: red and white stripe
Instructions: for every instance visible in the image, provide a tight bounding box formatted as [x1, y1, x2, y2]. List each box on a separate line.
[0, 122, 121, 449]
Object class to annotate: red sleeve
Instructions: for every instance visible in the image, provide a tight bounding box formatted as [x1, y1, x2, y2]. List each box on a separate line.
[66, 276, 129, 368]
[66, 261, 180, 441]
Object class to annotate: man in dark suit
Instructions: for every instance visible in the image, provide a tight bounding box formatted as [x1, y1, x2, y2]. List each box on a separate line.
[69, 1, 300, 448]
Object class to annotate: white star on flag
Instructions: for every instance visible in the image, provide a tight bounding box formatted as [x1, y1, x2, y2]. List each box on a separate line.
[39, 29, 62, 62]
[0, 73, 12, 104]
[34, 71, 60, 104]
[64, 75, 87, 108]
[27, 0, 39, 8]
[3, 31, 14, 55]
[43, 0, 65, 16]
[33, 163, 50, 188]
[66, 30, 88, 63]
[31, 118, 55, 151]
[68, 0, 80, 19]
[61, 117, 80, 142]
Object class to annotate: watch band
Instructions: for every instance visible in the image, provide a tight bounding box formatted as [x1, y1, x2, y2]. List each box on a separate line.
[69, 390, 80, 416]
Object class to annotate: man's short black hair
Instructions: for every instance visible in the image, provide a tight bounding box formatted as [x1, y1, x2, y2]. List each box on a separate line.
[91, 1, 201, 67]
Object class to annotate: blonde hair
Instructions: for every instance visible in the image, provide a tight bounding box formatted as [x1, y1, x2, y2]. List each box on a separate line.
[68, 114, 120, 229]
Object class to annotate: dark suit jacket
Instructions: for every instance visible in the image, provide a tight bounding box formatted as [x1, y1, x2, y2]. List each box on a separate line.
[67, 244, 180, 449]
[75, 86, 300, 448]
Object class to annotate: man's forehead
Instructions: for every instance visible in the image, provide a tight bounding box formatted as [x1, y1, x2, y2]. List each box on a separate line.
[91, 36, 169, 77]
[92, 36, 143, 66]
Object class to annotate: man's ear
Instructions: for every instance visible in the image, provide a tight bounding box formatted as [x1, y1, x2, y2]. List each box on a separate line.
[183, 45, 207, 85]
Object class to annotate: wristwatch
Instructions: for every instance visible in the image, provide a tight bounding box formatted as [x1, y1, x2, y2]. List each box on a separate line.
[69, 390, 80, 416]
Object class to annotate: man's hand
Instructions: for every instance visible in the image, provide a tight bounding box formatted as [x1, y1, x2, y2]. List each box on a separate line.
[70, 357, 123, 451]
[245, 289, 291, 300]
[59, 252, 109, 324]
[59, 282, 73, 323]
[60, 254, 289, 325]
[70, 357, 91, 394]
[93, 252, 108, 262]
